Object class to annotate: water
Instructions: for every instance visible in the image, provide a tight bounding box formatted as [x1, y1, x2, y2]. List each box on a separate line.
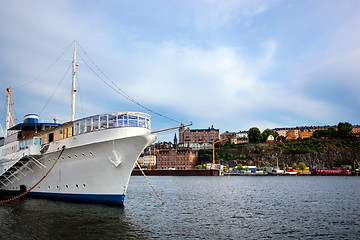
[1, 176, 359, 239]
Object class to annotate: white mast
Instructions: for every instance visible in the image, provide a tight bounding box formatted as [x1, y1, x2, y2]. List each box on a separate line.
[5, 87, 15, 137]
[5, 89, 10, 137]
[71, 40, 77, 121]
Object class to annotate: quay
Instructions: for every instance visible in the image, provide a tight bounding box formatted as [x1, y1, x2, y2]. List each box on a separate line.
[132, 169, 219, 176]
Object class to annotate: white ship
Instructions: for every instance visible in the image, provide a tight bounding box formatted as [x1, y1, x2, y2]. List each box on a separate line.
[0, 42, 168, 205]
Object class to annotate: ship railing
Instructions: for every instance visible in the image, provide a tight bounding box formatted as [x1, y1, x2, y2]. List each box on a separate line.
[73, 112, 151, 136]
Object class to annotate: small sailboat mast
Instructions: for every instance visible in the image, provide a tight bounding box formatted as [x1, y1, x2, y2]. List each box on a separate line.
[71, 40, 77, 122]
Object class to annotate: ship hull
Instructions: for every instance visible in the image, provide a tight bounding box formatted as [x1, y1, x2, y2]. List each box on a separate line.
[1, 127, 156, 205]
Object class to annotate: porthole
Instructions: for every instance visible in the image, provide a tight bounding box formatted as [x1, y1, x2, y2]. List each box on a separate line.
[89, 152, 93, 155]
[82, 153, 85, 156]
[76, 184, 79, 188]
[83, 184, 86, 187]
[57, 186, 59, 188]
[75, 154, 78, 158]
[68, 156, 71, 158]
[62, 157, 65, 159]
[66, 185, 69, 188]
[48, 186, 51, 188]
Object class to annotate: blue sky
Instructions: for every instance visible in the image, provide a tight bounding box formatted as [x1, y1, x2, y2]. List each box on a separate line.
[0, 0, 359, 142]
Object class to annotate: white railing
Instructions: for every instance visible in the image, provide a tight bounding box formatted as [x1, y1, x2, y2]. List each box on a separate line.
[73, 112, 151, 136]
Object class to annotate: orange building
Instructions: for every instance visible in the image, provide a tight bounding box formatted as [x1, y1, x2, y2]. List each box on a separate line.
[156, 148, 198, 170]
[286, 129, 299, 140]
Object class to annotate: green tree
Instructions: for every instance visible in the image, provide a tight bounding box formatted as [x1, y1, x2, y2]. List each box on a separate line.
[337, 122, 353, 139]
[292, 163, 298, 170]
[328, 127, 337, 138]
[248, 127, 261, 143]
[256, 165, 261, 171]
[237, 163, 243, 171]
[263, 166, 268, 172]
[261, 129, 279, 142]
[245, 165, 249, 171]
[195, 165, 203, 169]
[298, 162, 306, 171]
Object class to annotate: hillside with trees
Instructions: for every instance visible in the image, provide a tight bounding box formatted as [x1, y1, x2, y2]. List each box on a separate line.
[198, 122, 360, 170]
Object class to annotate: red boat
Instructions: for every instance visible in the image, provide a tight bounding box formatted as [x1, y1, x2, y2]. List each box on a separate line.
[312, 168, 351, 175]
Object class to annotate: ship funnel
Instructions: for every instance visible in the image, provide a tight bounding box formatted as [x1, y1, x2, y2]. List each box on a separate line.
[23, 114, 39, 124]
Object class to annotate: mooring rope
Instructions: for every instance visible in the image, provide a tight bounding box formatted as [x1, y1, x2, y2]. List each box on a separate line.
[136, 161, 164, 205]
[0, 146, 66, 204]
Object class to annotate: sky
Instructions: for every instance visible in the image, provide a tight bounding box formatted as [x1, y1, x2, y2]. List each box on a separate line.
[0, 0, 359, 142]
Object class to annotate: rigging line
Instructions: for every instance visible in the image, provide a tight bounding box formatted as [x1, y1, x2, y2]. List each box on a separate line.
[39, 63, 72, 117]
[76, 43, 181, 124]
[12, 42, 73, 90]
[77, 52, 181, 124]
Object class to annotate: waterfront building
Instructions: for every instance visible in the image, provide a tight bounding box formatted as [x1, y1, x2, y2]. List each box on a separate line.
[178, 126, 220, 150]
[138, 151, 157, 169]
[352, 125, 360, 134]
[156, 147, 198, 170]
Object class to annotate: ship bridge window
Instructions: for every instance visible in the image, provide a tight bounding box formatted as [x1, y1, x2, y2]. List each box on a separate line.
[72, 112, 151, 136]
[128, 115, 138, 127]
[79, 120, 85, 134]
[108, 114, 117, 128]
[118, 114, 124, 127]
[86, 118, 92, 132]
[100, 115, 108, 129]
[93, 116, 99, 131]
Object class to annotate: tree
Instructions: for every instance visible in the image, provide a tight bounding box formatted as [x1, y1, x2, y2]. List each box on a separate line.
[195, 165, 203, 169]
[298, 162, 306, 171]
[328, 127, 337, 138]
[263, 166, 268, 172]
[248, 127, 261, 143]
[245, 165, 249, 171]
[292, 163, 298, 170]
[256, 165, 261, 171]
[261, 129, 279, 142]
[237, 163, 243, 171]
[337, 122, 353, 139]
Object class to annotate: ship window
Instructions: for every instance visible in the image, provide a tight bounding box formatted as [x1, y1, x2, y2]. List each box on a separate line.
[74, 121, 79, 135]
[79, 120, 85, 134]
[118, 114, 124, 127]
[100, 115, 107, 129]
[128, 114, 138, 127]
[86, 118, 92, 132]
[59, 129, 64, 140]
[93, 116, 100, 131]
[67, 127, 73, 137]
[49, 133, 54, 143]
[34, 137, 41, 145]
[108, 114, 117, 128]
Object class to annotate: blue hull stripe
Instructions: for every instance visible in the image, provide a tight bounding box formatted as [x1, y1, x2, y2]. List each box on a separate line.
[28, 192, 125, 205]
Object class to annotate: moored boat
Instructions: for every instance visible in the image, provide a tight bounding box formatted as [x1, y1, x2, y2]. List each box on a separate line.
[0, 42, 159, 205]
